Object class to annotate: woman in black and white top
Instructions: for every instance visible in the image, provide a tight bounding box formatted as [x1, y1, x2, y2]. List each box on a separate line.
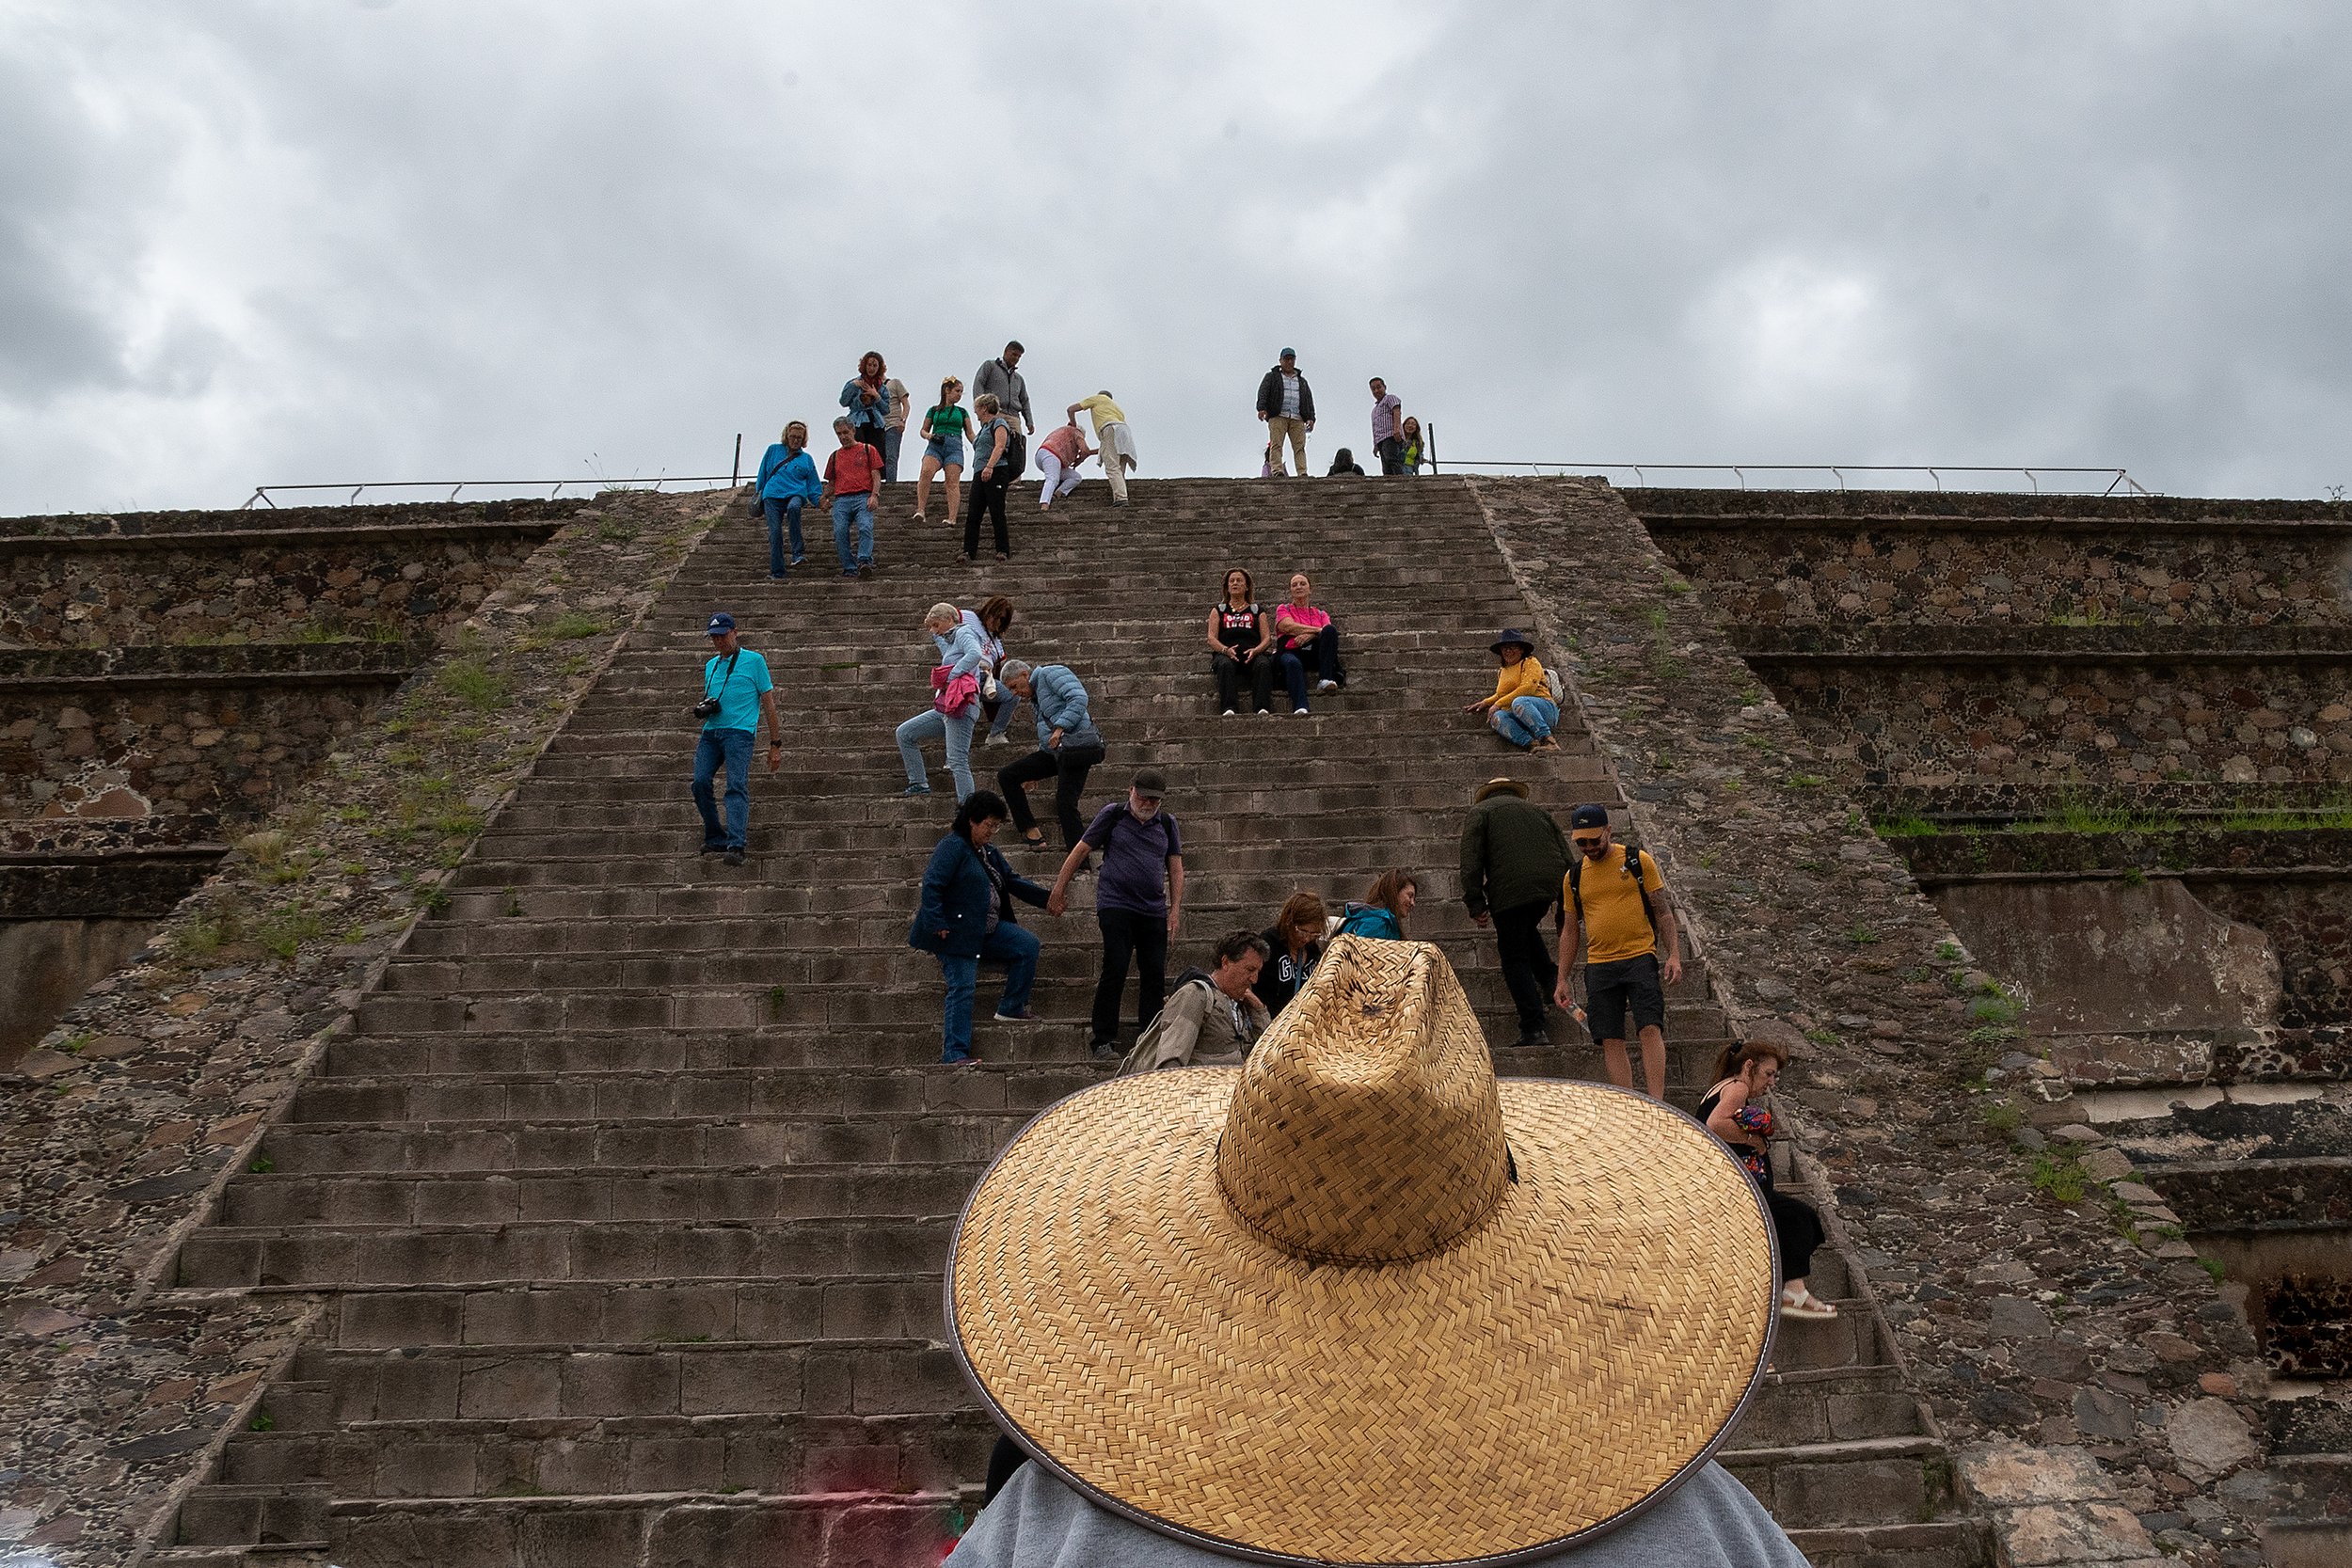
[1203, 567, 1276, 717]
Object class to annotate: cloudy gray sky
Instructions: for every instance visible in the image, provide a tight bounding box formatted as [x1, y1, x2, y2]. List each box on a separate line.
[3, 0, 2346, 515]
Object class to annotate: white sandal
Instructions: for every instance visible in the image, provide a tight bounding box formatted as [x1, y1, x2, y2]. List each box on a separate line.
[1779, 1284, 1838, 1320]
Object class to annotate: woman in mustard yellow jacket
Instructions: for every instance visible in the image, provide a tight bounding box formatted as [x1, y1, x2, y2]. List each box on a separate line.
[1466, 627, 1560, 752]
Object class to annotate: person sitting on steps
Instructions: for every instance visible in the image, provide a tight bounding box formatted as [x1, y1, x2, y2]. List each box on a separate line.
[1336, 869, 1417, 940]
[895, 602, 988, 801]
[1272, 570, 1343, 715]
[1253, 892, 1326, 1018]
[1699, 1037, 1838, 1322]
[1206, 567, 1276, 717]
[1552, 803, 1682, 1101]
[910, 789, 1051, 1068]
[1117, 929, 1272, 1072]
[1469, 627, 1560, 752]
[993, 658, 1104, 854]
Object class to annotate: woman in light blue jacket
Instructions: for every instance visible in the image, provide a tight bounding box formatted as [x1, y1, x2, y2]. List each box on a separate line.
[754, 420, 821, 578]
[896, 601, 988, 800]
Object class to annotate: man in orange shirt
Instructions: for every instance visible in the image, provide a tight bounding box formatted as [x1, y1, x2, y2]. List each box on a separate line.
[818, 417, 884, 578]
[1553, 803, 1683, 1100]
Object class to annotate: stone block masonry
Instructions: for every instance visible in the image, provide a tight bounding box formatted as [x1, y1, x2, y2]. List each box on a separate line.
[1, 644, 418, 833]
[0, 505, 572, 649]
[1470, 478, 2273, 1568]
[0, 490, 726, 1563]
[1637, 486, 2352, 629]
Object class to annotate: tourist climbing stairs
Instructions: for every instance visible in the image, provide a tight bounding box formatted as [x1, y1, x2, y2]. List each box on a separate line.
[156, 478, 1979, 1566]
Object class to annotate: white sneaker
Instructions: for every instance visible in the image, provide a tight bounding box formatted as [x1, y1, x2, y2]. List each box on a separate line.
[1258, 708, 1274, 719]
[1294, 707, 1311, 717]
[1317, 678, 1338, 691]
[983, 732, 1008, 747]
[1221, 709, 1237, 719]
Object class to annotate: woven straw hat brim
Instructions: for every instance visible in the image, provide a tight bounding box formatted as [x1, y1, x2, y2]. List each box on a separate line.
[947, 1071, 1776, 1566]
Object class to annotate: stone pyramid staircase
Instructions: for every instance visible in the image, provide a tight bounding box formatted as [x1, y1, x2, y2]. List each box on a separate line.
[155, 477, 1979, 1566]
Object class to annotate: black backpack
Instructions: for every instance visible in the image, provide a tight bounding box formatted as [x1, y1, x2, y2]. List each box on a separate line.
[1568, 844, 1658, 942]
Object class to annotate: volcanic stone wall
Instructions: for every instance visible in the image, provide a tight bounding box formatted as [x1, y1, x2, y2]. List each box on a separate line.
[2, 644, 415, 842]
[0, 502, 573, 649]
[1640, 488, 2352, 630]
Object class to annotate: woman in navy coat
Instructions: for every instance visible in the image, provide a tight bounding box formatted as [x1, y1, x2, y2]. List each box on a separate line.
[911, 789, 1049, 1064]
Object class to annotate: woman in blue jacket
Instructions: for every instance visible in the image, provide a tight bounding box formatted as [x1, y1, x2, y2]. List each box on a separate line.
[755, 420, 821, 578]
[911, 789, 1048, 1065]
[896, 602, 989, 800]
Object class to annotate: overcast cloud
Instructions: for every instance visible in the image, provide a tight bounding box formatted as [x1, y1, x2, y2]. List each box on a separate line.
[2, 0, 2346, 514]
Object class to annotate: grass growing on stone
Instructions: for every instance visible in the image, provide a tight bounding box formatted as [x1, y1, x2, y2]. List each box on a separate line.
[1874, 816, 1937, 837]
[435, 657, 509, 711]
[1845, 923, 1881, 944]
[518, 610, 608, 650]
[1979, 1101, 2023, 1135]
[2029, 1151, 2090, 1204]
[258, 903, 326, 961]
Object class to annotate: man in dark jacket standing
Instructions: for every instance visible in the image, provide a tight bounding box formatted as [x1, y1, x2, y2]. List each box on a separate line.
[1459, 776, 1570, 1049]
[1254, 348, 1315, 477]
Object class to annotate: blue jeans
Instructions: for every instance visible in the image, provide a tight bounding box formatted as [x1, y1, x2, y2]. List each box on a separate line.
[691, 727, 755, 849]
[897, 705, 977, 800]
[984, 691, 1024, 739]
[937, 923, 1041, 1061]
[1491, 695, 1559, 748]
[882, 426, 904, 483]
[833, 494, 874, 573]
[763, 496, 804, 576]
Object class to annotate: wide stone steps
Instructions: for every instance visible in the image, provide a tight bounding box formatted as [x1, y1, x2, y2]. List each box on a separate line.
[316, 1032, 1740, 1088]
[171, 477, 1954, 1564]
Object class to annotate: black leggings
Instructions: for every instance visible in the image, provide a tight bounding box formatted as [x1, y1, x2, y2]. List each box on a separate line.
[965, 467, 1010, 557]
[1211, 651, 1274, 713]
[1761, 1168, 1824, 1284]
[999, 740, 1104, 848]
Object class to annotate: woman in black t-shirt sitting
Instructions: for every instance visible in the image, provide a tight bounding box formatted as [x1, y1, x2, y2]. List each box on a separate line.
[1203, 567, 1276, 716]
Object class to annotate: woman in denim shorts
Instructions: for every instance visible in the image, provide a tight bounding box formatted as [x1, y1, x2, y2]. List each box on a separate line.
[915, 376, 970, 528]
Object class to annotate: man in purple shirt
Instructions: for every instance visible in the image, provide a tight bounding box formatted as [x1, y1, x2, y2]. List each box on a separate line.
[1369, 376, 1406, 475]
[1046, 768, 1184, 1060]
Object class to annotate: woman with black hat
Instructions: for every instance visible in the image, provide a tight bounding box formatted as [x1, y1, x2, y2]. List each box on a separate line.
[1467, 627, 1560, 752]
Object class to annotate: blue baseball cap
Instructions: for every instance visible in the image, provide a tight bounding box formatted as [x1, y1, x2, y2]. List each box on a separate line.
[1570, 804, 1612, 830]
[1279, 347, 1296, 358]
[705, 612, 736, 635]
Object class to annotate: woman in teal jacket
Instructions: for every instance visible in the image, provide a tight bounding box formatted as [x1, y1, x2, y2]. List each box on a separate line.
[755, 420, 821, 578]
[1336, 868, 1418, 941]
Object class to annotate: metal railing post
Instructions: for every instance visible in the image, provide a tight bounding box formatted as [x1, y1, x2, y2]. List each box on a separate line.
[732, 435, 742, 487]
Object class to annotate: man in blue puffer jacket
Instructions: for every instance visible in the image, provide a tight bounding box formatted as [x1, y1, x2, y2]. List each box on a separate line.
[911, 789, 1052, 1065]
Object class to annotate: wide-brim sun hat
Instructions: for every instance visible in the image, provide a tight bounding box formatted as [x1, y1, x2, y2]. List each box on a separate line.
[1489, 627, 1535, 657]
[947, 936, 1775, 1566]
[1473, 777, 1530, 804]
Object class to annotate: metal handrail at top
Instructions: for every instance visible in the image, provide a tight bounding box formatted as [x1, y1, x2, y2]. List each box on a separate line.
[240, 476, 740, 509]
[1439, 461, 2149, 496]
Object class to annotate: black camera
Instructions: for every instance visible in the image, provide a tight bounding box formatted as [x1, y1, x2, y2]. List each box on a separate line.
[692, 696, 722, 720]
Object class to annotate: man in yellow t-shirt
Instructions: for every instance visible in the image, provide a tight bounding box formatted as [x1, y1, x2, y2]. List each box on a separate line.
[1552, 803, 1682, 1100]
[1068, 391, 1134, 507]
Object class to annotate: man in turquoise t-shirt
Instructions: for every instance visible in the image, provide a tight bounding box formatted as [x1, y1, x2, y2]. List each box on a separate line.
[692, 611, 781, 866]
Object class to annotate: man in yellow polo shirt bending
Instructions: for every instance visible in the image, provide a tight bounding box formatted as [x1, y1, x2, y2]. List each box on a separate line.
[1552, 803, 1683, 1100]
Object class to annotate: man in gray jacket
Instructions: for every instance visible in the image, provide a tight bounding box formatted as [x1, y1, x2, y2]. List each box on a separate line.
[993, 660, 1105, 852]
[975, 342, 1035, 440]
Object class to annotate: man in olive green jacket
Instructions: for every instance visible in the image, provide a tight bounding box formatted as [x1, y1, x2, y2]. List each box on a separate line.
[1459, 777, 1571, 1049]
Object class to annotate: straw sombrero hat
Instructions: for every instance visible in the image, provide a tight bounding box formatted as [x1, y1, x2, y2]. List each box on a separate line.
[946, 936, 1775, 1566]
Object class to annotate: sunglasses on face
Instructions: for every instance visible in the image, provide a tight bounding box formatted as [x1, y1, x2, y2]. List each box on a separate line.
[1572, 835, 1607, 850]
